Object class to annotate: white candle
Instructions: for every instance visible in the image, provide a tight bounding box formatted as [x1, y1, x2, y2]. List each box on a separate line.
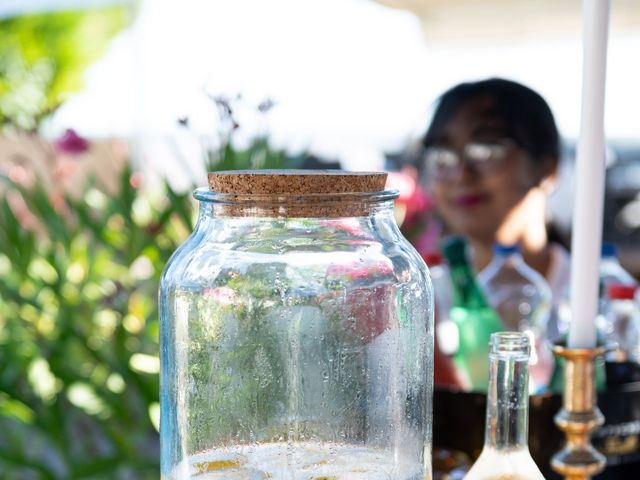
[568, 0, 611, 348]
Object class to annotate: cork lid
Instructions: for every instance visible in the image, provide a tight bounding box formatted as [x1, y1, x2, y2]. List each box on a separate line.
[208, 170, 387, 194]
[203, 170, 393, 218]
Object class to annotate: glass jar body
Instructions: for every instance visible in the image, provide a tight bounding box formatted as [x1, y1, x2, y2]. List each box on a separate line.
[160, 192, 434, 479]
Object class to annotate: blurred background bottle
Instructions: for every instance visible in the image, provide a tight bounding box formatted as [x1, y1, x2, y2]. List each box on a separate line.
[425, 251, 456, 356]
[597, 243, 638, 336]
[441, 236, 504, 391]
[424, 252, 453, 329]
[425, 252, 466, 389]
[464, 332, 545, 480]
[602, 284, 640, 385]
[599, 243, 638, 288]
[555, 243, 637, 343]
[477, 243, 553, 392]
[548, 244, 635, 393]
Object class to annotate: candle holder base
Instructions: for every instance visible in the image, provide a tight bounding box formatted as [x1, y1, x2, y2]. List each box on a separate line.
[551, 344, 607, 480]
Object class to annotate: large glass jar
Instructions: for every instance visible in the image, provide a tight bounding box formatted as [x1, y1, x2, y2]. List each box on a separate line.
[160, 171, 434, 479]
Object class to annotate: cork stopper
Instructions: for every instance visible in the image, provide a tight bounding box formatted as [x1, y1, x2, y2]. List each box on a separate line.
[205, 170, 391, 218]
[208, 170, 387, 194]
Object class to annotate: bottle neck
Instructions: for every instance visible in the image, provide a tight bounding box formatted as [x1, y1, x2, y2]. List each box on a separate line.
[449, 261, 489, 310]
[484, 348, 530, 450]
[493, 252, 521, 268]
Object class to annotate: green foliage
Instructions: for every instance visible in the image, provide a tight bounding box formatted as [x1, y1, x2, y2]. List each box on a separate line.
[0, 7, 128, 131]
[0, 167, 193, 479]
[207, 135, 304, 172]
[0, 130, 305, 478]
[203, 95, 305, 171]
[0, 68, 307, 475]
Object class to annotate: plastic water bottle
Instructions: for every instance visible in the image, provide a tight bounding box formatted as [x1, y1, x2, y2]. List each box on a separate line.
[597, 243, 637, 338]
[600, 242, 637, 288]
[477, 243, 553, 392]
[602, 284, 640, 386]
[603, 284, 640, 360]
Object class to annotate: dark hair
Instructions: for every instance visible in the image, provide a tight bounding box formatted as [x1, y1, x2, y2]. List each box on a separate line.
[423, 78, 560, 164]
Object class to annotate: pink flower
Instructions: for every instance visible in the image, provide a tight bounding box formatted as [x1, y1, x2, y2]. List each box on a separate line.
[413, 219, 444, 258]
[7, 191, 38, 231]
[203, 287, 236, 306]
[54, 129, 89, 155]
[386, 171, 416, 200]
[320, 218, 367, 237]
[54, 158, 79, 180]
[326, 260, 393, 281]
[7, 164, 34, 188]
[129, 172, 144, 189]
[386, 169, 432, 229]
[48, 190, 70, 217]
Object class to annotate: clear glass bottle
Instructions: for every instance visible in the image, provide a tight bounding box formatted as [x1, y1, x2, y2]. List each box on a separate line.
[465, 332, 544, 480]
[441, 236, 504, 391]
[477, 244, 553, 392]
[159, 171, 434, 480]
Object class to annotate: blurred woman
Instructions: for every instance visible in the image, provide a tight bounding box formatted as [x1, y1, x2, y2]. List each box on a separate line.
[418, 79, 571, 390]
[421, 78, 569, 298]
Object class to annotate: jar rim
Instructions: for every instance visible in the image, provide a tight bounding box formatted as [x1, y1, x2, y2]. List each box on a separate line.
[193, 187, 400, 204]
[193, 187, 400, 217]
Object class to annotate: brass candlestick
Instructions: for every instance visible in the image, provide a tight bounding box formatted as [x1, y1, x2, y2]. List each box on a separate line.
[551, 344, 607, 480]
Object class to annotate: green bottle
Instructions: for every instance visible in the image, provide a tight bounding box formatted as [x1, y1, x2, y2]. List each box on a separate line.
[441, 236, 505, 391]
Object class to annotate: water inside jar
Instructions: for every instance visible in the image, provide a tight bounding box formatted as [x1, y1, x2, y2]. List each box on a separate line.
[181, 442, 423, 480]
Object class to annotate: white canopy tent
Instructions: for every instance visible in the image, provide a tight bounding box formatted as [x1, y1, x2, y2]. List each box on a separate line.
[375, 0, 640, 41]
[4, 0, 640, 176]
[2, 0, 639, 270]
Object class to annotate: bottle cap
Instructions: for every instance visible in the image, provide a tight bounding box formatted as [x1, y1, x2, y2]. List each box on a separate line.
[205, 170, 390, 217]
[441, 236, 468, 266]
[493, 243, 519, 255]
[607, 283, 637, 300]
[601, 242, 617, 258]
[208, 170, 387, 194]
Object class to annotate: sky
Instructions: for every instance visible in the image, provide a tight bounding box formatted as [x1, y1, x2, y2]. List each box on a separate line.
[0, 0, 127, 18]
[49, 0, 640, 178]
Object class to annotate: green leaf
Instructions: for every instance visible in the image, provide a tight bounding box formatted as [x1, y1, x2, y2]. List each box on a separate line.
[0, 7, 128, 129]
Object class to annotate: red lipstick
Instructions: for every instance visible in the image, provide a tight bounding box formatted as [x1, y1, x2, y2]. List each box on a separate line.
[454, 194, 488, 208]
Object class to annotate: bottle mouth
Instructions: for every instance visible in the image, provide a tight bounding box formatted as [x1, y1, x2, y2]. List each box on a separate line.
[490, 332, 531, 358]
[601, 242, 617, 258]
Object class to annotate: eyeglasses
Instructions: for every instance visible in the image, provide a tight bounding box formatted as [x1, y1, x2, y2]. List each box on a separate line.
[423, 139, 517, 181]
